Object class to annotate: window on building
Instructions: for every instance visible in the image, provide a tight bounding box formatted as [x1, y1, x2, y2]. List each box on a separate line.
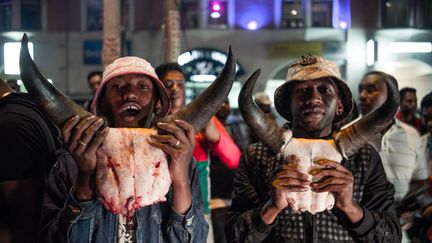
[281, 0, 304, 28]
[121, 0, 130, 30]
[381, 0, 432, 28]
[180, 0, 199, 29]
[0, 0, 12, 30]
[312, 0, 332, 27]
[412, 0, 432, 28]
[208, 0, 228, 28]
[381, 0, 410, 27]
[87, 0, 103, 31]
[86, 0, 131, 31]
[21, 0, 41, 30]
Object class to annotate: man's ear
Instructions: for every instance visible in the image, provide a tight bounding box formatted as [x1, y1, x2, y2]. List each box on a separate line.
[336, 99, 344, 116]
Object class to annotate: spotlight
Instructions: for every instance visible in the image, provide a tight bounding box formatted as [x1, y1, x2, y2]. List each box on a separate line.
[247, 21, 258, 30]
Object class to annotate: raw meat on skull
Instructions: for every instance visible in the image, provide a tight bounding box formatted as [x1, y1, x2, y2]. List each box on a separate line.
[96, 128, 171, 216]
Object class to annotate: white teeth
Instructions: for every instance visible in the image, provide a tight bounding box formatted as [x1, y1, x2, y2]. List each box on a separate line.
[122, 105, 140, 112]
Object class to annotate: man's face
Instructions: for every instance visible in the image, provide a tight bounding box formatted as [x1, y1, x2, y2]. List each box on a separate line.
[102, 74, 154, 128]
[400, 91, 417, 116]
[422, 105, 432, 133]
[290, 78, 343, 134]
[358, 74, 387, 115]
[89, 75, 102, 94]
[216, 100, 230, 121]
[160, 70, 185, 114]
[7, 81, 19, 92]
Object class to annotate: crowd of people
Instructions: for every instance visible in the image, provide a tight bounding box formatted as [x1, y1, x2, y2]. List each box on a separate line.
[1, 41, 432, 243]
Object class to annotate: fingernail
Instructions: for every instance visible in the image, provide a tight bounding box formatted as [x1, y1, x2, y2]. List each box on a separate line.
[317, 160, 324, 165]
[302, 174, 308, 179]
[72, 115, 79, 120]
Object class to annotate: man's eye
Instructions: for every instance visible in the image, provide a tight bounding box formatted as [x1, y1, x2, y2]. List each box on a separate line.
[165, 81, 173, 88]
[325, 88, 334, 94]
[139, 84, 149, 89]
[297, 88, 307, 93]
[366, 87, 376, 93]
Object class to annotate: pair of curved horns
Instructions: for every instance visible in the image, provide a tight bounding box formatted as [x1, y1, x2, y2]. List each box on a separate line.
[239, 70, 399, 157]
[19, 34, 236, 132]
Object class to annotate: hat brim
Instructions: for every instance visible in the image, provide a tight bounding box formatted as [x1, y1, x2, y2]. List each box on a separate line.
[274, 76, 353, 123]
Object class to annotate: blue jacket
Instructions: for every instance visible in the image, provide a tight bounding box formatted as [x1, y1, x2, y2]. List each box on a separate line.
[39, 152, 208, 243]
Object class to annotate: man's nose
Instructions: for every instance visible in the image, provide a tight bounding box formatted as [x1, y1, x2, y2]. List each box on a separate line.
[170, 83, 179, 93]
[307, 89, 322, 104]
[359, 89, 368, 101]
[122, 86, 138, 100]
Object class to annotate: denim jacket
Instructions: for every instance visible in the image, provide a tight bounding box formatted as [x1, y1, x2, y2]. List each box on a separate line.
[39, 152, 208, 243]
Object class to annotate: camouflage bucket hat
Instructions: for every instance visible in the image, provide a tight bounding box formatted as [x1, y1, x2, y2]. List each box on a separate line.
[274, 55, 354, 123]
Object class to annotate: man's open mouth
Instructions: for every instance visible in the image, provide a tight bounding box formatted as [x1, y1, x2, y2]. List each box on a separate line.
[120, 104, 141, 116]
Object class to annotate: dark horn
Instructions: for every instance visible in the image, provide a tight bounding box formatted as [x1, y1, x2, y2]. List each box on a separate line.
[166, 47, 236, 132]
[238, 69, 285, 154]
[19, 34, 92, 126]
[333, 75, 399, 157]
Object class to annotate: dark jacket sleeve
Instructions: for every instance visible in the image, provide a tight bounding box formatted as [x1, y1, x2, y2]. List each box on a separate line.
[38, 153, 97, 243]
[225, 147, 276, 243]
[335, 147, 402, 242]
[166, 159, 209, 243]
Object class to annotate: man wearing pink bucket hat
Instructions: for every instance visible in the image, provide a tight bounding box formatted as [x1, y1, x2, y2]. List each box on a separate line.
[37, 56, 211, 242]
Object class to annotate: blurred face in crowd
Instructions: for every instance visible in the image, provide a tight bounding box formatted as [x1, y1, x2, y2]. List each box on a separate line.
[7, 80, 20, 92]
[358, 74, 387, 116]
[290, 78, 343, 137]
[88, 74, 102, 94]
[400, 91, 417, 116]
[422, 105, 432, 133]
[101, 74, 154, 128]
[160, 70, 186, 114]
[216, 100, 231, 121]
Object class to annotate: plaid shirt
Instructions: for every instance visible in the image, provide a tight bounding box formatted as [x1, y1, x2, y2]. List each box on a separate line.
[227, 142, 402, 243]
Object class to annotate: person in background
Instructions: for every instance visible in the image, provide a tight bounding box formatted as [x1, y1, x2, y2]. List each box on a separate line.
[250, 92, 278, 144]
[254, 92, 277, 122]
[226, 56, 401, 242]
[358, 71, 427, 243]
[0, 77, 60, 243]
[396, 87, 422, 134]
[84, 70, 102, 111]
[6, 79, 20, 92]
[156, 63, 241, 243]
[420, 92, 432, 176]
[210, 98, 250, 243]
[401, 91, 432, 242]
[215, 98, 251, 152]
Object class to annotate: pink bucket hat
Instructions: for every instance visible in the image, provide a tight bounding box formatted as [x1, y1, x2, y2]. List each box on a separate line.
[91, 56, 170, 118]
[274, 55, 354, 123]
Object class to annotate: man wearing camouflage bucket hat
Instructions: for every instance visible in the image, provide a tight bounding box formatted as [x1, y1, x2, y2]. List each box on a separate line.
[226, 55, 401, 242]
